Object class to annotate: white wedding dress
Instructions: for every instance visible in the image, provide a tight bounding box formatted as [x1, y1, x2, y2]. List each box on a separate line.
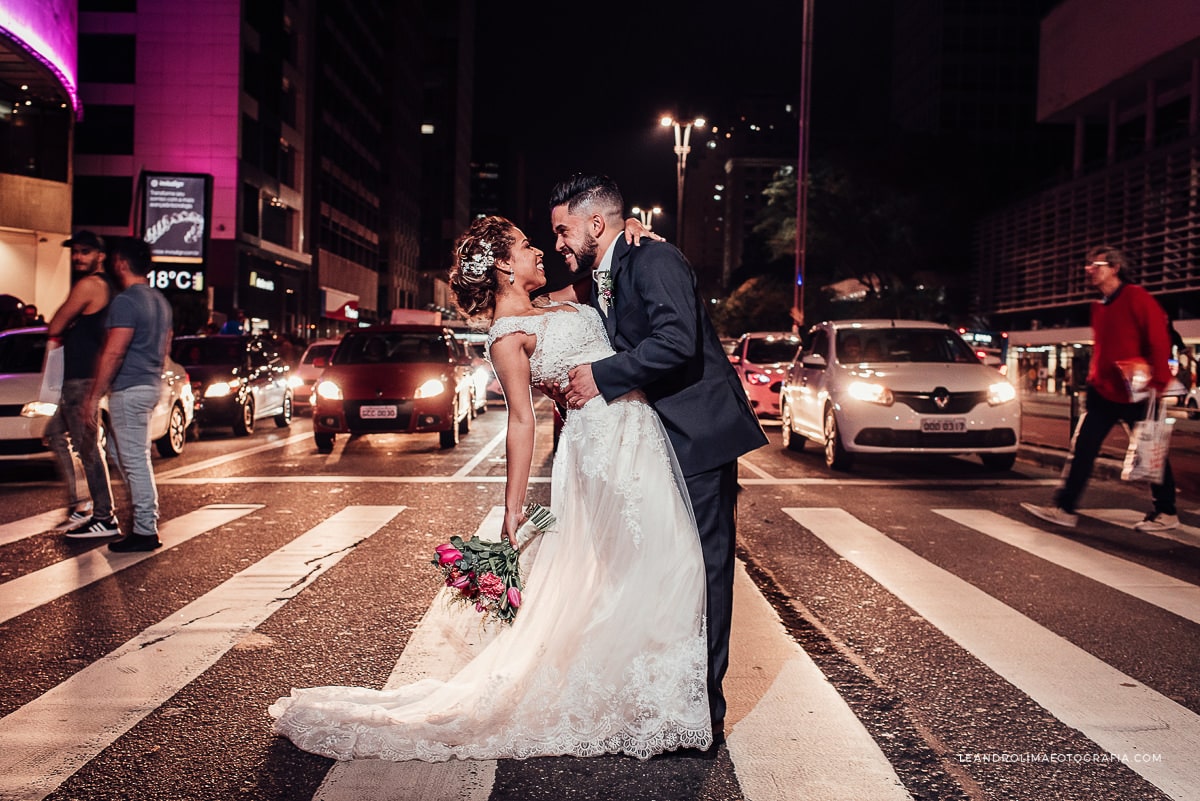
[270, 303, 711, 761]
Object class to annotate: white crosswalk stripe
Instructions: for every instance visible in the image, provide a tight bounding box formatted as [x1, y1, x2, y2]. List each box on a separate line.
[0, 509, 69, 547]
[785, 507, 1200, 801]
[0, 503, 264, 625]
[0, 505, 404, 801]
[1081, 508, 1200, 549]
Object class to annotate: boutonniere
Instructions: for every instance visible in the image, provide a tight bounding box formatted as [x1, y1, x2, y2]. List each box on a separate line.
[594, 269, 614, 305]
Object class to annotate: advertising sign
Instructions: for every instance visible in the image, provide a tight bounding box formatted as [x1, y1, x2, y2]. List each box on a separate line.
[141, 172, 211, 292]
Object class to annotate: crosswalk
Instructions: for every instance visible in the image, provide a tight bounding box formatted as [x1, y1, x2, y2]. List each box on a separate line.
[0, 498, 1196, 801]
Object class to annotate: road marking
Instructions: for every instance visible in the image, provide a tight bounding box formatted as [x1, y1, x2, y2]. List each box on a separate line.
[1080, 508, 1200, 550]
[785, 508, 1200, 801]
[314, 508, 502, 801]
[153, 431, 312, 480]
[0, 505, 404, 801]
[0, 509, 69, 547]
[936, 509, 1200, 625]
[738, 456, 775, 480]
[452, 427, 507, 478]
[0, 504, 264, 625]
[726, 562, 912, 800]
[156, 475, 1059, 488]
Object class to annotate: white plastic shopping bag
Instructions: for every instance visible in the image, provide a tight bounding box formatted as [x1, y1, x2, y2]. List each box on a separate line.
[1121, 391, 1173, 483]
[38, 343, 64, 405]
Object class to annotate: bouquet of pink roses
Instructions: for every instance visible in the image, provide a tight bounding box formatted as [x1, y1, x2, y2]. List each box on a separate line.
[431, 503, 556, 625]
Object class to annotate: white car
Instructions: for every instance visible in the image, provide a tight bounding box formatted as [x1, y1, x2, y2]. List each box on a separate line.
[0, 326, 195, 460]
[289, 338, 342, 412]
[779, 319, 1021, 471]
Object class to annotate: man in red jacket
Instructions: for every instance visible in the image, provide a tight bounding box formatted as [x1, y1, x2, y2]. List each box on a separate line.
[1023, 246, 1178, 532]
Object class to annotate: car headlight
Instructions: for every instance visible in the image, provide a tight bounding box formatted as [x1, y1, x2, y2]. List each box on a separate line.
[287, 375, 304, 389]
[744, 370, 772, 386]
[847, 380, 894, 406]
[415, 378, 446, 399]
[316, 380, 343, 401]
[20, 401, 57, 418]
[204, 379, 239, 398]
[988, 381, 1017, 405]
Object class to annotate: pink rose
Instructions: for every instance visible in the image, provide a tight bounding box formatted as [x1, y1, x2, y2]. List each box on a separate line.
[435, 544, 463, 566]
[449, 574, 471, 591]
[506, 587, 521, 609]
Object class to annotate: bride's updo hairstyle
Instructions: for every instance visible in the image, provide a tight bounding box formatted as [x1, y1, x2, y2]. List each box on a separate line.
[449, 215, 517, 324]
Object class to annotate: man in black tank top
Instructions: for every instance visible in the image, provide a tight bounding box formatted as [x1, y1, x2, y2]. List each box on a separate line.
[45, 231, 120, 538]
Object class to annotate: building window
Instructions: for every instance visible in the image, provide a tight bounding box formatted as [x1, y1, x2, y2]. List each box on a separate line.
[78, 35, 136, 84]
[241, 183, 261, 237]
[73, 175, 134, 227]
[80, 0, 137, 9]
[262, 201, 295, 250]
[75, 105, 134, 155]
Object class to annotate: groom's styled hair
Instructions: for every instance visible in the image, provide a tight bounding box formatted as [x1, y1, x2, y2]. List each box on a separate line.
[548, 174, 624, 222]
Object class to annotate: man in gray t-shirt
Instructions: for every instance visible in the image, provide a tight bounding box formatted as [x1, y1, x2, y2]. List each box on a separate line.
[85, 237, 173, 552]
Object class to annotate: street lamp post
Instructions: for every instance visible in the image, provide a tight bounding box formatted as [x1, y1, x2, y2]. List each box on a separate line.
[793, 0, 815, 333]
[631, 205, 662, 230]
[660, 115, 706, 244]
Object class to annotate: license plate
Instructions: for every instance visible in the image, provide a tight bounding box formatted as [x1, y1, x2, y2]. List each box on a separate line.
[921, 417, 966, 433]
[360, 405, 397, 419]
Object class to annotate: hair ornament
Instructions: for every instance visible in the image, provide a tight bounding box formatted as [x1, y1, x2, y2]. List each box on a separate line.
[459, 238, 495, 279]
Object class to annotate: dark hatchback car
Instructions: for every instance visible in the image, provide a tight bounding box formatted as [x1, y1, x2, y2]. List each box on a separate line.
[171, 334, 293, 436]
[311, 324, 476, 453]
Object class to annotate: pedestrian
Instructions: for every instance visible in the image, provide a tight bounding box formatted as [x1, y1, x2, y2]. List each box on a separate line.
[46, 230, 119, 536]
[220, 308, 247, 334]
[1022, 245, 1179, 532]
[552, 174, 768, 753]
[83, 237, 173, 552]
[1055, 363, 1066, 394]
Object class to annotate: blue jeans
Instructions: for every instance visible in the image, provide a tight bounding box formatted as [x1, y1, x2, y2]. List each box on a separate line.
[46, 378, 114, 517]
[108, 384, 160, 537]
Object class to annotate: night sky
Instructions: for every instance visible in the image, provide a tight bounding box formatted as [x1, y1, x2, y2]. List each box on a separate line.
[473, 0, 814, 239]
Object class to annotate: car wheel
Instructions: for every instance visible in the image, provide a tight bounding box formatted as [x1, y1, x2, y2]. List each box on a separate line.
[1189, 398, 1199, 421]
[440, 402, 461, 449]
[823, 405, 853, 471]
[980, 452, 1017, 471]
[274, 393, 293, 428]
[155, 403, 187, 457]
[233, 398, 254, 437]
[781, 399, 805, 452]
[458, 398, 471, 435]
[314, 431, 334, 453]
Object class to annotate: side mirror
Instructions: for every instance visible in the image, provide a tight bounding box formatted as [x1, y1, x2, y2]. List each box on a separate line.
[729, 355, 741, 365]
[802, 354, 827, 369]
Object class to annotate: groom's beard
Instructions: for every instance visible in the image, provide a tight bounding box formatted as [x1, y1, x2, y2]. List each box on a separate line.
[570, 235, 600, 272]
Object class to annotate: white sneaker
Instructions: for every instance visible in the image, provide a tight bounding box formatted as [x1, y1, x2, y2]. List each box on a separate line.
[1021, 502, 1078, 528]
[56, 507, 93, 529]
[1134, 512, 1180, 533]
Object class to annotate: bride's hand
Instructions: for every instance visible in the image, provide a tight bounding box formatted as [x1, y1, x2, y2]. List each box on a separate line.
[623, 217, 665, 246]
[503, 509, 526, 548]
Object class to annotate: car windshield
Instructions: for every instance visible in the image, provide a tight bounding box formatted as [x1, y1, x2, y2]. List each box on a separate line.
[0, 332, 47, 373]
[837, 328, 979, 364]
[336, 332, 451, 365]
[302, 344, 336, 365]
[745, 337, 801, 364]
[172, 339, 245, 366]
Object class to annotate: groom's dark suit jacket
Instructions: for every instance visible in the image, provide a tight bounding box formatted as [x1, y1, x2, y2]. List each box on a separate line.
[589, 237, 767, 475]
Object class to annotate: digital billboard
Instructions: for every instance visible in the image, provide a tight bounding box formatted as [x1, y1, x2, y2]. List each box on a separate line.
[141, 172, 211, 292]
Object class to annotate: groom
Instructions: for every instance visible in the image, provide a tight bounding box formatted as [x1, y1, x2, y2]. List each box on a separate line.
[549, 174, 768, 750]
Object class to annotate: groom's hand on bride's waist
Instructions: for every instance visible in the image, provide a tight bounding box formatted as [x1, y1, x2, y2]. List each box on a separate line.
[565, 365, 600, 410]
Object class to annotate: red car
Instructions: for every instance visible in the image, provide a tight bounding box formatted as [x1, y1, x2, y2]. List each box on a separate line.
[311, 325, 477, 453]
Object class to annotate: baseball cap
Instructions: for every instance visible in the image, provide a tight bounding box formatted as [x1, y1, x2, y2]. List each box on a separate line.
[62, 230, 106, 250]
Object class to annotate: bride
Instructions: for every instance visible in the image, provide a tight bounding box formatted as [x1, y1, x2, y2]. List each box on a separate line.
[270, 216, 711, 761]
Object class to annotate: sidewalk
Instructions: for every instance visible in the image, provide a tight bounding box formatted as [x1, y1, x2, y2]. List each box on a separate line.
[1017, 392, 1199, 500]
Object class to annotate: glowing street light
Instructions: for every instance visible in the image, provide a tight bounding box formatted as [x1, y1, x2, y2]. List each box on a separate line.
[631, 205, 662, 230]
[660, 115, 706, 243]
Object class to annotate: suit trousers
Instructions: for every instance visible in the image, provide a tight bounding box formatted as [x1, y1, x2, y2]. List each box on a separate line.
[684, 459, 739, 731]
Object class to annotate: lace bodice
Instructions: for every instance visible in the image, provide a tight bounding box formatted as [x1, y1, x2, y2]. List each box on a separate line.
[486, 303, 614, 387]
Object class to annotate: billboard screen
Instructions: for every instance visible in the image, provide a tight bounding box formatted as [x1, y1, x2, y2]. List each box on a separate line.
[141, 172, 211, 292]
